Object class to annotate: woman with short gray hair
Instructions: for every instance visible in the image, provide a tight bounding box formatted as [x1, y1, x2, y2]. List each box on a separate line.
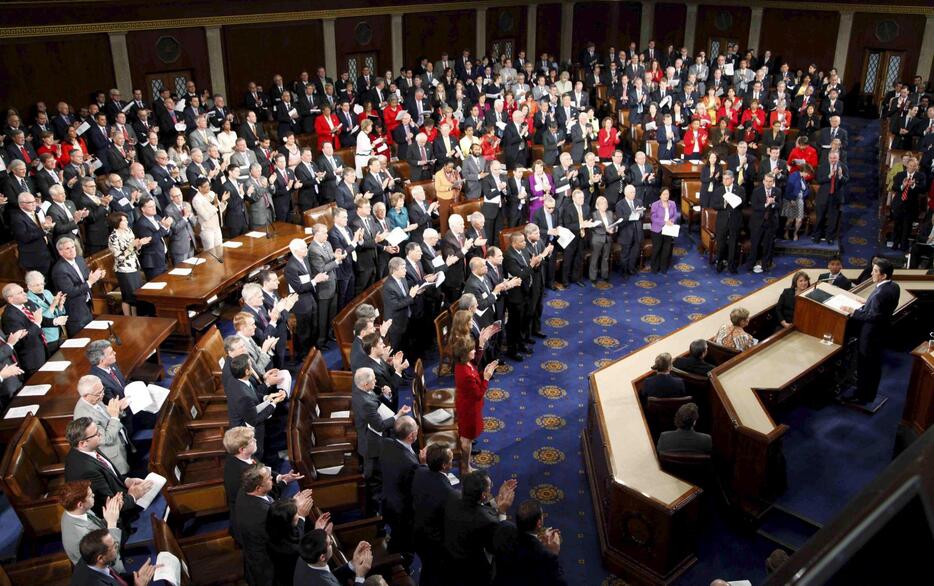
[24, 270, 67, 353]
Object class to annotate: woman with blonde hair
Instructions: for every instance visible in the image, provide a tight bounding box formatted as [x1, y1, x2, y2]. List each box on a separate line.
[355, 118, 374, 176]
[713, 307, 758, 351]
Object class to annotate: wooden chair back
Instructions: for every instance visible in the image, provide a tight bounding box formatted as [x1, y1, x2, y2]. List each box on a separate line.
[646, 395, 694, 441]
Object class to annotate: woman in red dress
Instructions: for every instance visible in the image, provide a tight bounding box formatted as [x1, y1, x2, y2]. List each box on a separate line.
[382, 96, 403, 146]
[453, 339, 498, 473]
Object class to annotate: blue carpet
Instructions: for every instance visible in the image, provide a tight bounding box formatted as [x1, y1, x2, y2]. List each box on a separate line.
[1, 118, 915, 585]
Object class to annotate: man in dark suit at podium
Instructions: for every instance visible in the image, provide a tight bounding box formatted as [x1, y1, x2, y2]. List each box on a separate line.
[841, 259, 900, 406]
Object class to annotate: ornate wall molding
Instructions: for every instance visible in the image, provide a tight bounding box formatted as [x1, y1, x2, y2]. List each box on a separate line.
[0, 0, 930, 40]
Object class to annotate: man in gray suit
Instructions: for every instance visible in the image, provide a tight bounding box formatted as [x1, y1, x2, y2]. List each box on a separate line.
[72, 374, 130, 475]
[187, 114, 218, 153]
[307, 223, 345, 349]
[125, 163, 162, 211]
[162, 186, 197, 264]
[352, 367, 410, 514]
[244, 163, 275, 228]
[45, 184, 89, 255]
[228, 137, 258, 173]
[60, 479, 126, 573]
[462, 143, 488, 200]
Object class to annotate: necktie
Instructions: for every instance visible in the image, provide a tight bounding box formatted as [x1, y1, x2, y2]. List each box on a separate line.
[20, 146, 30, 163]
[21, 306, 47, 344]
[576, 205, 585, 237]
[902, 174, 912, 201]
[95, 451, 116, 476]
[109, 568, 129, 586]
[830, 165, 836, 193]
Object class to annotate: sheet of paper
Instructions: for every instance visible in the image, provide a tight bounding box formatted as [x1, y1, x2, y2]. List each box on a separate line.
[134, 472, 167, 510]
[121, 102, 134, 113]
[431, 255, 445, 268]
[288, 108, 298, 118]
[174, 122, 187, 132]
[4, 405, 39, 419]
[609, 218, 625, 228]
[140, 281, 167, 290]
[60, 337, 91, 348]
[145, 384, 170, 414]
[88, 158, 103, 172]
[693, 205, 701, 212]
[124, 381, 153, 414]
[330, 410, 351, 419]
[384, 227, 409, 247]
[174, 99, 185, 112]
[446, 472, 460, 486]
[485, 195, 502, 205]
[168, 268, 192, 276]
[18, 385, 51, 397]
[661, 224, 680, 238]
[395, 110, 406, 121]
[117, 197, 130, 207]
[154, 551, 183, 586]
[221, 241, 243, 248]
[825, 294, 864, 313]
[353, 104, 364, 115]
[475, 307, 488, 317]
[423, 408, 454, 425]
[85, 320, 114, 330]
[495, 121, 507, 131]
[377, 403, 395, 420]
[556, 226, 575, 249]
[724, 193, 743, 209]
[629, 211, 641, 221]
[317, 465, 343, 475]
[246, 231, 266, 238]
[299, 274, 311, 284]
[182, 257, 206, 265]
[723, 63, 735, 76]
[39, 361, 71, 372]
[305, 227, 314, 234]
[433, 270, 446, 288]
[76, 121, 90, 135]
[555, 184, 570, 194]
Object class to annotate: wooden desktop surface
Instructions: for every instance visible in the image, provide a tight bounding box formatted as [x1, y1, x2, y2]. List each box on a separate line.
[134, 222, 310, 303]
[0, 315, 177, 440]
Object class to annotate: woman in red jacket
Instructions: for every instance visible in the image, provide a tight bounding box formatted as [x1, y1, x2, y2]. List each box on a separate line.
[786, 136, 818, 174]
[314, 104, 341, 151]
[453, 339, 499, 473]
[597, 117, 620, 162]
[382, 95, 404, 146]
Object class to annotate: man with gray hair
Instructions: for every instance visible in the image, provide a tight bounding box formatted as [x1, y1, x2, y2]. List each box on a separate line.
[352, 366, 411, 515]
[674, 339, 715, 376]
[86, 339, 129, 406]
[10, 190, 54, 276]
[285, 237, 328, 355]
[308, 223, 345, 349]
[162, 186, 197, 263]
[382, 256, 424, 353]
[379, 415, 423, 558]
[73, 374, 131, 474]
[51, 236, 103, 335]
[46, 183, 88, 254]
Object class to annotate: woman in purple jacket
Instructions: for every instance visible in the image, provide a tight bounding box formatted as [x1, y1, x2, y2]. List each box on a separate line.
[649, 187, 680, 273]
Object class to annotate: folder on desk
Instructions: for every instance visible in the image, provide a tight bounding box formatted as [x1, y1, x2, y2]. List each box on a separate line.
[805, 288, 833, 304]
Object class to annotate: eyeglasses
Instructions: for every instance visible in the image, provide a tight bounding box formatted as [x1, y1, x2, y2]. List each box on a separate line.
[82, 431, 101, 441]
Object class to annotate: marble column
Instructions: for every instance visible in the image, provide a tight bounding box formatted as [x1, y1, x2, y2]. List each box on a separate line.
[108, 32, 133, 96]
[204, 26, 227, 98]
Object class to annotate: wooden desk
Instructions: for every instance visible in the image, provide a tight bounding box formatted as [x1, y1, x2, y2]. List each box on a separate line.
[135, 222, 312, 343]
[0, 315, 177, 451]
[901, 342, 934, 445]
[794, 282, 866, 345]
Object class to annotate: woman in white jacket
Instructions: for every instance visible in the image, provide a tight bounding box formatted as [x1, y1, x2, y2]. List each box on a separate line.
[191, 176, 227, 249]
[355, 118, 374, 177]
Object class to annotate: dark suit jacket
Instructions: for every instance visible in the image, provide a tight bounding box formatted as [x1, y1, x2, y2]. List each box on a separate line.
[850, 281, 900, 354]
[382, 275, 414, 334]
[46, 200, 82, 248]
[351, 388, 394, 460]
[673, 355, 714, 376]
[63, 449, 135, 518]
[225, 378, 275, 452]
[292, 562, 355, 586]
[657, 428, 713, 454]
[9, 207, 53, 272]
[444, 496, 503, 584]
[640, 373, 686, 400]
[411, 468, 458, 549]
[69, 560, 124, 586]
[284, 255, 318, 315]
[379, 438, 420, 523]
[817, 272, 852, 290]
[231, 492, 275, 586]
[492, 523, 569, 586]
[1, 302, 53, 372]
[51, 257, 94, 334]
[133, 215, 170, 271]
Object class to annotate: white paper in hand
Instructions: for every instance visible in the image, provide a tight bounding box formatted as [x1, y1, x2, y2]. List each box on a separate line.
[556, 226, 575, 249]
[174, 122, 187, 132]
[76, 121, 91, 136]
[134, 472, 167, 510]
[724, 193, 743, 209]
[377, 403, 395, 419]
[661, 224, 680, 238]
[433, 271, 446, 288]
[384, 227, 409, 247]
[154, 552, 184, 586]
[431, 255, 445, 268]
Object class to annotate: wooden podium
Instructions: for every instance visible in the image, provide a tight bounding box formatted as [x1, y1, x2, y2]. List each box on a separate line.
[901, 342, 934, 443]
[793, 282, 866, 344]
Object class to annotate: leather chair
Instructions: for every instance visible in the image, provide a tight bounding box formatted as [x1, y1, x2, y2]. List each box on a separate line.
[149, 401, 227, 519]
[333, 279, 386, 369]
[413, 359, 455, 411]
[705, 340, 741, 366]
[334, 147, 355, 166]
[411, 389, 460, 453]
[658, 451, 714, 487]
[295, 133, 316, 150]
[261, 121, 279, 145]
[0, 243, 25, 286]
[700, 207, 751, 265]
[151, 515, 243, 585]
[452, 199, 482, 226]
[0, 414, 66, 539]
[672, 368, 712, 433]
[86, 249, 121, 315]
[404, 179, 436, 205]
[498, 224, 526, 252]
[0, 552, 72, 586]
[645, 395, 694, 442]
[391, 160, 410, 181]
[680, 179, 702, 234]
[302, 202, 337, 230]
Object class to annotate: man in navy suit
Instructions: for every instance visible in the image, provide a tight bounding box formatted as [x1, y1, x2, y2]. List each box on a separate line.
[1, 283, 63, 374]
[133, 197, 171, 279]
[841, 259, 901, 405]
[63, 418, 151, 524]
[284, 238, 327, 355]
[327, 208, 359, 309]
[51, 237, 103, 335]
[86, 339, 136, 440]
[224, 354, 285, 459]
[293, 528, 372, 586]
[412, 443, 459, 586]
[640, 353, 687, 402]
[10, 191, 54, 278]
[380, 416, 423, 560]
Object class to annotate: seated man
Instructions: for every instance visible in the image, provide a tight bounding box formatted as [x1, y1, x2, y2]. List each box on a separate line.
[657, 403, 712, 454]
[817, 255, 852, 290]
[673, 339, 715, 376]
[640, 352, 687, 400]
